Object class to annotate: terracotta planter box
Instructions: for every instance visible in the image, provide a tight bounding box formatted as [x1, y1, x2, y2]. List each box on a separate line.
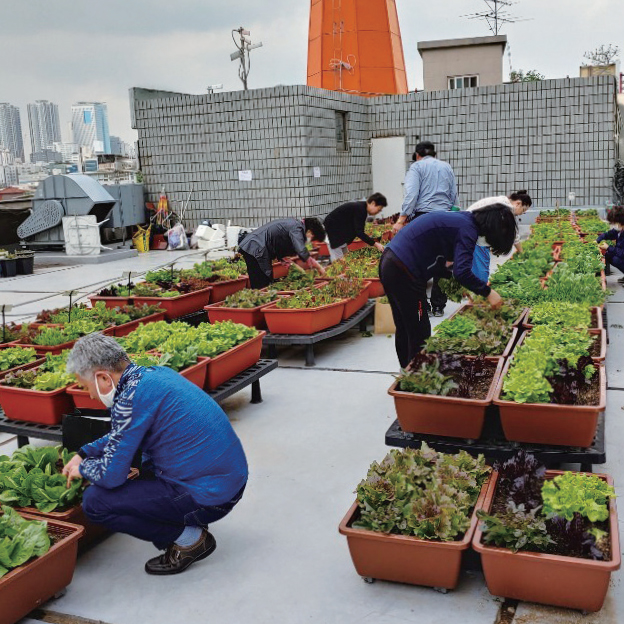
[272, 262, 290, 280]
[9, 327, 114, 356]
[0, 513, 84, 624]
[473, 471, 621, 613]
[204, 332, 264, 390]
[209, 276, 249, 303]
[205, 301, 274, 329]
[339, 481, 489, 589]
[110, 311, 167, 338]
[347, 240, 368, 251]
[524, 306, 603, 331]
[493, 358, 606, 447]
[314, 242, 330, 256]
[89, 295, 132, 309]
[263, 300, 346, 335]
[389, 358, 504, 439]
[132, 287, 212, 320]
[366, 278, 384, 298]
[342, 283, 371, 320]
[0, 378, 73, 425]
[589, 328, 606, 362]
[0, 357, 46, 382]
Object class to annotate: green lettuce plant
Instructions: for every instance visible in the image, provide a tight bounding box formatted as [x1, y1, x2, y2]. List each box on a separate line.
[0, 348, 38, 372]
[353, 445, 490, 541]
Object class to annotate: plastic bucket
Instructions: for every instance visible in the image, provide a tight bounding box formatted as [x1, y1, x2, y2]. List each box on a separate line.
[133, 225, 151, 253]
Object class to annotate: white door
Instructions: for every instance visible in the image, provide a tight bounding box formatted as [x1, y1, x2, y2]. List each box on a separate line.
[371, 137, 407, 218]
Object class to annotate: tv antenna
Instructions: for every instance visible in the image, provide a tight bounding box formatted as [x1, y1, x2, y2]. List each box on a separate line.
[230, 27, 263, 91]
[463, 1, 528, 36]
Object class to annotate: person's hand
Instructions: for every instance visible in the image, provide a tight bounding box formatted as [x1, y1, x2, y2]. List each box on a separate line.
[487, 289, 503, 310]
[374, 242, 385, 253]
[392, 222, 404, 235]
[316, 264, 327, 277]
[281, 259, 293, 267]
[515, 243, 523, 254]
[445, 261, 454, 268]
[62, 455, 83, 488]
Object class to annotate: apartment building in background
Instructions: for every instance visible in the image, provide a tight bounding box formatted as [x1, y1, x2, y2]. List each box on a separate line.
[0, 103, 25, 162]
[27, 100, 62, 161]
[71, 102, 111, 154]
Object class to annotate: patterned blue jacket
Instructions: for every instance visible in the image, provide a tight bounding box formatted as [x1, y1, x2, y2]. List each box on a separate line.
[79, 364, 248, 506]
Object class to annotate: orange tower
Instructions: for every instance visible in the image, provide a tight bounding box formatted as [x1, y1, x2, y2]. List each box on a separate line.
[307, 0, 408, 96]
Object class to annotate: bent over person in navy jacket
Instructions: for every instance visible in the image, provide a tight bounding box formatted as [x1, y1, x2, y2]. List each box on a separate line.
[379, 206, 517, 368]
[63, 333, 248, 576]
[597, 205, 624, 284]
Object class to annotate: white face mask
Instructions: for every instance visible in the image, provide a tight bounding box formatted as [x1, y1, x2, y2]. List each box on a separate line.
[95, 373, 117, 408]
[477, 236, 489, 248]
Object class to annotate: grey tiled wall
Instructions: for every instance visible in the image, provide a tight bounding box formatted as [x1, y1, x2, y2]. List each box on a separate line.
[131, 76, 619, 229]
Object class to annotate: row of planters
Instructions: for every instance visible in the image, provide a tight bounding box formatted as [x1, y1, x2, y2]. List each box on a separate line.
[91, 257, 250, 319]
[205, 273, 375, 335]
[389, 210, 609, 445]
[340, 446, 620, 612]
[0, 445, 115, 623]
[0, 320, 263, 422]
[313, 222, 394, 256]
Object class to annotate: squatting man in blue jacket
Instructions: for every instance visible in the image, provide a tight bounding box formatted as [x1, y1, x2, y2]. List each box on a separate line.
[597, 205, 624, 284]
[63, 333, 248, 575]
[379, 205, 518, 368]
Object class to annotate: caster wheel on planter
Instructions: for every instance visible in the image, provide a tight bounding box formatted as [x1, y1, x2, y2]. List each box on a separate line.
[362, 577, 376, 584]
[433, 587, 449, 595]
[53, 588, 68, 599]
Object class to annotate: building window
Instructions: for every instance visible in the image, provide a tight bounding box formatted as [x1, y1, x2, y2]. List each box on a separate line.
[448, 75, 479, 90]
[335, 111, 349, 151]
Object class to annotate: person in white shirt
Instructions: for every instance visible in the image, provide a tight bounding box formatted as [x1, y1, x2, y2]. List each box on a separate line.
[467, 191, 532, 282]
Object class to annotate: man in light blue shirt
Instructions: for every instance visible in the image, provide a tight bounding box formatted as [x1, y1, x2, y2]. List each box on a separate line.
[392, 142, 459, 315]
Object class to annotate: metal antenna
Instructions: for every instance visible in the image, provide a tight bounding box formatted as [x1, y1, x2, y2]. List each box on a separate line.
[230, 27, 264, 91]
[462, 1, 529, 35]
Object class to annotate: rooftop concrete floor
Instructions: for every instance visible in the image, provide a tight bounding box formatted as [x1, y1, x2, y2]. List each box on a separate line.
[0, 252, 621, 624]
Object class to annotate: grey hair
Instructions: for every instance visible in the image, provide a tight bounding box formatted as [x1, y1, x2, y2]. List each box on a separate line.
[66, 333, 131, 379]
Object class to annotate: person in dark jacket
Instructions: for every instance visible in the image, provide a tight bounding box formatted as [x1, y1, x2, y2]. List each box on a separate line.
[597, 205, 624, 284]
[380, 205, 517, 368]
[239, 217, 327, 289]
[323, 193, 388, 262]
[63, 333, 248, 575]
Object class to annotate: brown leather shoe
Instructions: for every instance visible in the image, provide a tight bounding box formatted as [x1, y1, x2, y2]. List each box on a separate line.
[145, 530, 216, 575]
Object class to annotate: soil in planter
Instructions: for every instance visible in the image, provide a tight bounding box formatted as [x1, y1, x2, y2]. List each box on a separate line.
[546, 367, 601, 406]
[588, 335, 601, 358]
[489, 478, 611, 560]
[404, 354, 497, 400]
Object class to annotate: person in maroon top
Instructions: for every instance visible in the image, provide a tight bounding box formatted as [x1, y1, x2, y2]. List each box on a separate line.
[323, 193, 388, 262]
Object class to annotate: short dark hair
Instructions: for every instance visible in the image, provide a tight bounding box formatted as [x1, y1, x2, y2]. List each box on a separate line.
[606, 205, 624, 226]
[367, 192, 388, 207]
[413, 141, 437, 160]
[304, 217, 326, 242]
[471, 203, 518, 256]
[509, 190, 533, 207]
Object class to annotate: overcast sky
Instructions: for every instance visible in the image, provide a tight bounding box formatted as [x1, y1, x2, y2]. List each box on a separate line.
[2, 0, 622, 157]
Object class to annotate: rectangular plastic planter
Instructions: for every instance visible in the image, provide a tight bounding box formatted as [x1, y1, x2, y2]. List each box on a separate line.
[473, 471, 621, 613]
[109, 311, 167, 338]
[9, 327, 115, 356]
[263, 300, 346, 335]
[367, 278, 384, 298]
[0, 357, 46, 382]
[68, 357, 211, 410]
[205, 301, 273, 329]
[272, 261, 290, 280]
[0, 380, 73, 425]
[338, 480, 489, 589]
[342, 283, 371, 320]
[493, 359, 607, 447]
[89, 295, 133, 309]
[523, 306, 603, 331]
[132, 287, 212, 320]
[0, 513, 84, 624]
[347, 240, 368, 252]
[388, 358, 504, 439]
[209, 276, 249, 303]
[204, 332, 265, 391]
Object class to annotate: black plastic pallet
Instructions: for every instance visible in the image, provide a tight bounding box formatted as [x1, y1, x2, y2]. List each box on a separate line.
[263, 300, 375, 366]
[0, 359, 278, 448]
[385, 410, 606, 473]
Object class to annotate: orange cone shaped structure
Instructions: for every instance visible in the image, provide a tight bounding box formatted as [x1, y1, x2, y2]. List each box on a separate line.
[307, 0, 408, 96]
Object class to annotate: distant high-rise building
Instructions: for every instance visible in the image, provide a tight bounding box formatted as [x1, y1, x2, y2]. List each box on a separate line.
[28, 100, 62, 160]
[71, 102, 111, 154]
[0, 103, 25, 162]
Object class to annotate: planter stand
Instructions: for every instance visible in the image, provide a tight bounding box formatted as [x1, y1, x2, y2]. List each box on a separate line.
[263, 300, 375, 366]
[0, 360, 278, 448]
[385, 405, 606, 473]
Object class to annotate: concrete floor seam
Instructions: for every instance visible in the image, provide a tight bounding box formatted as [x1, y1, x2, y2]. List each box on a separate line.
[277, 365, 395, 376]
